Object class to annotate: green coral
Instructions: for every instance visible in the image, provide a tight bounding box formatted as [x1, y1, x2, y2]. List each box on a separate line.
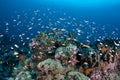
[67, 71, 86, 80]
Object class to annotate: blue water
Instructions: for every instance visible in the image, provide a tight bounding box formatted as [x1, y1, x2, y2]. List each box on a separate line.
[0, 0, 120, 79]
[0, 0, 120, 45]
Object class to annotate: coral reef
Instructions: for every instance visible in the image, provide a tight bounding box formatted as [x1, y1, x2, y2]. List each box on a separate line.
[3, 30, 120, 80]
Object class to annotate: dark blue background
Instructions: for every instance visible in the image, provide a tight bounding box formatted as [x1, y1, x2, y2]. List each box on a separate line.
[0, 0, 120, 43]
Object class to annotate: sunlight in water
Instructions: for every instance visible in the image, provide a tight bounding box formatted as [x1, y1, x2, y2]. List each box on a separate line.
[39, 0, 120, 7]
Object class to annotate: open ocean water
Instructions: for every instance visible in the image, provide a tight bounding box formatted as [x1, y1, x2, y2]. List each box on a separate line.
[0, 0, 120, 80]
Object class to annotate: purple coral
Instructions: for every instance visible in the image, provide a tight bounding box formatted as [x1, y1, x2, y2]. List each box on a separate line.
[106, 62, 116, 71]
[68, 54, 79, 66]
[29, 41, 39, 49]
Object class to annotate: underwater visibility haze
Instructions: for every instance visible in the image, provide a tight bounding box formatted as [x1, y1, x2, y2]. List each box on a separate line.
[0, 0, 120, 80]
